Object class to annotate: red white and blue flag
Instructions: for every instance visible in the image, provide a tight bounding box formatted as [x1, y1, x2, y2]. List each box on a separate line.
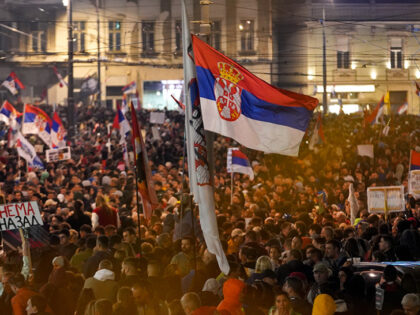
[2, 72, 25, 95]
[0, 101, 22, 125]
[192, 35, 318, 156]
[120, 93, 128, 114]
[112, 104, 131, 140]
[22, 104, 52, 148]
[0, 101, 22, 148]
[365, 96, 385, 125]
[53, 66, 67, 87]
[51, 112, 67, 148]
[122, 81, 137, 94]
[227, 148, 254, 180]
[397, 102, 408, 115]
[410, 150, 420, 171]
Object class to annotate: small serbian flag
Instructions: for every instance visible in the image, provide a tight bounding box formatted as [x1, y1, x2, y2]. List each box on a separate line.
[192, 35, 318, 156]
[122, 81, 137, 94]
[2, 72, 25, 95]
[51, 112, 67, 148]
[227, 148, 254, 180]
[53, 66, 67, 87]
[410, 150, 420, 171]
[397, 102, 408, 115]
[112, 104, 131, 139]
[0, 100, 22, 125]
[365, 96, 385, 125]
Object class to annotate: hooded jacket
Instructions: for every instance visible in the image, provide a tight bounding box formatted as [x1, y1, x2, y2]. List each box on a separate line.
[217, 279, 245, 315]
[83, 268, 118, 301]
[312, 294, 336, 315]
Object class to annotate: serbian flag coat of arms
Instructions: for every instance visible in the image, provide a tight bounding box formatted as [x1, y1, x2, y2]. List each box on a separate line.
[191, 35, 318, 156]
[51, 112, 67, 148]
[22, 104, 52, 148]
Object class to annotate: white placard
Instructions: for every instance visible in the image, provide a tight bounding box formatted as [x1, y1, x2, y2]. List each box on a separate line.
[46, 146, 71, 163]
[151, 126, 161, 141]
[35, 144, 44, 153]
[367, 186, 405, 213]
[150, 112, 165, 124]
[357, 144, 374, 158]
[408, 170, 420, 199]
[0, 202, 43, 231]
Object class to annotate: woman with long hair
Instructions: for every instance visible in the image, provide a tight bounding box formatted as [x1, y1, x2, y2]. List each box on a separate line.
[92, 193, 120, 229]
[268, 291, 299, 315]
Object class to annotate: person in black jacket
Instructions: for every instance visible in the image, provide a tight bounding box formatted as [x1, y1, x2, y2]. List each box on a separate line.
[66, 199, 92, 231]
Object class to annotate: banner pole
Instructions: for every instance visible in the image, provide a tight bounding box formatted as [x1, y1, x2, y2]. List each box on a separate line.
[133, 164, 143, 257]
[190, 196, 197, 272]
[19, 228, 33, 278]
[409, 150, 412, 173]
[231, 172, 234, 205]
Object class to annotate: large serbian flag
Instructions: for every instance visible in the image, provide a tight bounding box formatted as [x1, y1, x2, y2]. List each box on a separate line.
[410, 150, 420, 171]
[130, 102, 158, 220]
[51, 112, 67, 148]
[22, 104, 52, 148]
[191, 35, 318, 156]
[227, 148, 254, 180]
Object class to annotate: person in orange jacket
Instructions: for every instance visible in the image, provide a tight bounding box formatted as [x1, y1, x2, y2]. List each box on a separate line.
[217, 278, 246, 315]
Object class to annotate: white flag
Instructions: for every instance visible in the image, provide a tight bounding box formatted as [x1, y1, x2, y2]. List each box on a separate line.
[182, 0, 229, 275]
[16, 132, 44, 169]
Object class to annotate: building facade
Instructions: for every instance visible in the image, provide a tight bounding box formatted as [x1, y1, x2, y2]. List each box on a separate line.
[276, 0, 420, 114]
[0, 0, 272, 111]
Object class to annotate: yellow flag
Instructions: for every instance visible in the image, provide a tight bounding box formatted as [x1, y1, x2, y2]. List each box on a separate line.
[384, 92, 391, 113]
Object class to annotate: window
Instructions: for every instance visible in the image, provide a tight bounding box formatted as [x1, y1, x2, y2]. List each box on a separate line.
[30, 22, 46, 52]
[0, 26, 10, 52]
[390, 38, 402, 69]
[142, 21, 155, 54]
[211, 21, 221, 51]
[175, 20, 181, 53]
[337, 37, 350, 69]
[108, 21, 122, 51]
[73, 21, 86, 52]
[239, 20, 254, 52]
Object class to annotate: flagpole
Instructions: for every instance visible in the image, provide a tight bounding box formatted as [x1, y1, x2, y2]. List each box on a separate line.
[22, 104, 26, 135]
[409, 149, 412, 173]
[190, 199, 197, 272]
[133, 161, 143, 256]
[230, 172, 234, 205]
[179, 132, 187, 241]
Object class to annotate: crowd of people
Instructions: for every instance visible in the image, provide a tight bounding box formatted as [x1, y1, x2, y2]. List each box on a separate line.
[0, 104, 419, 315]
